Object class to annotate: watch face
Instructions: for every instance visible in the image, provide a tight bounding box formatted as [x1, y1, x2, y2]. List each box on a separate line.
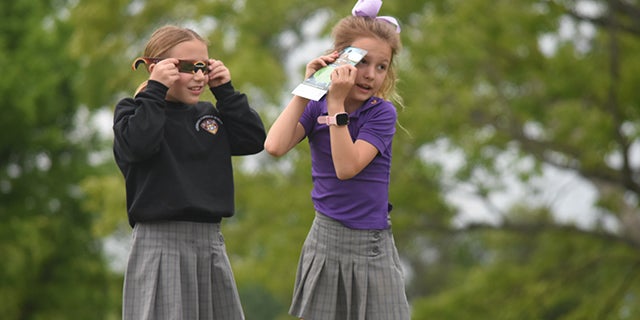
[336, 113, 349, 125]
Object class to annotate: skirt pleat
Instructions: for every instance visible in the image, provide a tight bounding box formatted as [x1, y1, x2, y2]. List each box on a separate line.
[289, 212, 410, 320]
[122, 221, 244, 320]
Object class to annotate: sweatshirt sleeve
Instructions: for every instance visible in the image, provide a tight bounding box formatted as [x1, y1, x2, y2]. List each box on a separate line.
[210, 81, 266, 155]
[113, 80, 168, 163]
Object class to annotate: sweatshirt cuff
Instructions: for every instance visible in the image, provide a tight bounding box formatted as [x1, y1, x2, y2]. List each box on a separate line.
[210, 81, 235, 101]
[142, 80, 169, 100]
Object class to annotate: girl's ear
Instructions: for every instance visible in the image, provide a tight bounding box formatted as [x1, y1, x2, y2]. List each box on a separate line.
[148, 64, 155, 73]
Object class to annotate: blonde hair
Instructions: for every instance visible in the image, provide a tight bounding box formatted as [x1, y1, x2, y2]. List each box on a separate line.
[134, 25, 207, 95]
[331, 16, 402, 103]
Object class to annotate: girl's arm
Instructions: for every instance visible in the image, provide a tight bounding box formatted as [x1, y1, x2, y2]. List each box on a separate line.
[113, 80, 169, 163]
[212, 82, 266, 156]
[263, 96, 308, 157]
[328, 126, 379, 180]
[325, 64, 380, 180]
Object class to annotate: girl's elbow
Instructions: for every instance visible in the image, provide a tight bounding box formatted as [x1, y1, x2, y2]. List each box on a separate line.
[335, 168, 358, 180]
[335, 160, 368, 180]
[264, 141, 285, 157]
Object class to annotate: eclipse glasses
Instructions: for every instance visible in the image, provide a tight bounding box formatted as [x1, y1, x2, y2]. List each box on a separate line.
[132, 57, 209, 74]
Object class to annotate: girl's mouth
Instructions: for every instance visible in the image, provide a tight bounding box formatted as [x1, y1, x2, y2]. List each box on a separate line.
[356, 83, 372, 91]
[189, 86, 204, 94]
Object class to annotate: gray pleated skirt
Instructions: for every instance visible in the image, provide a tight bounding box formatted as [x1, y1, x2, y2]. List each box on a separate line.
[122, 221, 244, 320]
[289, 212, 410, 320]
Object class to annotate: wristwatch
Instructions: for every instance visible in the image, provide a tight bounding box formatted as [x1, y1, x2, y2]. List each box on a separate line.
[317, 112, 349, 126]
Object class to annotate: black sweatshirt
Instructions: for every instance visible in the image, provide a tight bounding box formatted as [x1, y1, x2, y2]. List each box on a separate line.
[113, 80, 266, 227]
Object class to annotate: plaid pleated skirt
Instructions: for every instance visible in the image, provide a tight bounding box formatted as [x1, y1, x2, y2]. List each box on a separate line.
[122, 221, 244, 320]
[289, 212, 410, 320]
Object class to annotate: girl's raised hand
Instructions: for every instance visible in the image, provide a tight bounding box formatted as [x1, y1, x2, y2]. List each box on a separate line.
[327, 64, 357, 103]
[305, 51, 340, 78]
[149, 58, 180, 88]
[207, 59, 231, 88]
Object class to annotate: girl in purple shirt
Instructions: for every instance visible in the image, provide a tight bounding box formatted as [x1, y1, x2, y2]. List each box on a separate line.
[264, 0, 410, 318]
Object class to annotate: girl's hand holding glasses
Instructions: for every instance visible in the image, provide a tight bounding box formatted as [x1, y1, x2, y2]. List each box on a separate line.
[207, 59, 231, 88]
[149, 58, 180, 88]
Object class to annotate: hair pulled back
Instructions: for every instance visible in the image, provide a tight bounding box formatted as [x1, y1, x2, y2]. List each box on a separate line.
[134, 25, 207, 94]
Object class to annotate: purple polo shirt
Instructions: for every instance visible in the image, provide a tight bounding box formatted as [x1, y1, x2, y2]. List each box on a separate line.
[299, 96, 396, 230]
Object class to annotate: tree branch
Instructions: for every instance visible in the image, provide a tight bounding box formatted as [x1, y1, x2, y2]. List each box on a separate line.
[560, 0, 640, 36]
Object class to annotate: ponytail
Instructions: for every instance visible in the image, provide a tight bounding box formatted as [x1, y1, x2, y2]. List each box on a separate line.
[134, 80, 148, 96]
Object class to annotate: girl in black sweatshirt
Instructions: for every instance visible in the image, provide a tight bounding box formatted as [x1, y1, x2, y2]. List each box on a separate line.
[113, 25, 265, 320]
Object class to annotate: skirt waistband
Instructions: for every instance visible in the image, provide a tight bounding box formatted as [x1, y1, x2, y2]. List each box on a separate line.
[311, 212, 391, 257]
[132, 221, 224, 247]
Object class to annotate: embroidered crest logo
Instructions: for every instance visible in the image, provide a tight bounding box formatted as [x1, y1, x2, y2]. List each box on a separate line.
[195, 115, 221, 135]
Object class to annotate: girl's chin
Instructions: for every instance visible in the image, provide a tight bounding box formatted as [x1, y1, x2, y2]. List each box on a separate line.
[351, 92, 372, 103]
[171, 95, 199, 105]
[185, 91, 204, 102]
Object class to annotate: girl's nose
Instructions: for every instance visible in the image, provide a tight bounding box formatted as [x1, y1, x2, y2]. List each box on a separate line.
[194, 70, 206, 80]
[362, 67, 374, 80]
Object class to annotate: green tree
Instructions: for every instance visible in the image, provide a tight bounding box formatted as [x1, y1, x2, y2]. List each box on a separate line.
[397, 0, 640, 318]
[0, 1, 121, 319]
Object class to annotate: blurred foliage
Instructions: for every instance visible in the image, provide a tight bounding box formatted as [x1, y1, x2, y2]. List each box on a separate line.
[0, 0, 122, 319]
[2, 0, 640, 319]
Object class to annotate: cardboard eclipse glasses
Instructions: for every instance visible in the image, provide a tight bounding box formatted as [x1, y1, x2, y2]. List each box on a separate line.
[132, 57, 209, 74]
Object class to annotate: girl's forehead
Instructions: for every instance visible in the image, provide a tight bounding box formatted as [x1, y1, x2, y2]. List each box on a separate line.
[351, 37, 392, 62]
[167, 39, 209, 59]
